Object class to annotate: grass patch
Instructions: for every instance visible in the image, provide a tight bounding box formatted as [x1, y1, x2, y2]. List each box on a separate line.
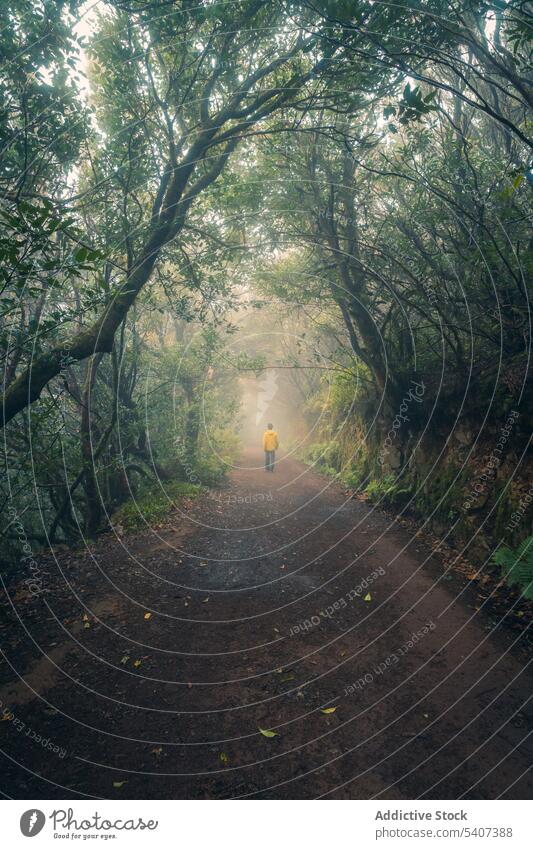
[112, 480, 203, 532]
[366, 475, 412, 507]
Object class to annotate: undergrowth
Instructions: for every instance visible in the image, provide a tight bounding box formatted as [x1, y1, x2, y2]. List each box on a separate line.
[112, 480, 203, 532]
[492, 536, 533, 601]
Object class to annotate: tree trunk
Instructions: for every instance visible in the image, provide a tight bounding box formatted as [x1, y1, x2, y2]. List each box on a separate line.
[80, 353, 104, 536]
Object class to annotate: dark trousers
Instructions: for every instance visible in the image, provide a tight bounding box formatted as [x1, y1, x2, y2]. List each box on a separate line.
[265, 450, 275, 472]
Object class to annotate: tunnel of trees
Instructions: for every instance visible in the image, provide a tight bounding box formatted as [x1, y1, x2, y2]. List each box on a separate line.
[1, 0, 531, 593]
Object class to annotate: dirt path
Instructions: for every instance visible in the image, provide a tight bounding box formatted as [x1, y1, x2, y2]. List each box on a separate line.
[1, 450, 532, 799]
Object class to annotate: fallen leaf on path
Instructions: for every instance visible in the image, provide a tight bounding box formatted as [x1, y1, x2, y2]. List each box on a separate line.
[364, 593, 372, 602]
[258, 728, 278, 738]
[120, 655, 129, 665]
[151, 747, 162, 756]
[133, 659, 142, 668]
[144, 612, 152, 620]
[320, 707, 337, 714]
[219, 752, 228, 765]
[113, 781, 127, 789]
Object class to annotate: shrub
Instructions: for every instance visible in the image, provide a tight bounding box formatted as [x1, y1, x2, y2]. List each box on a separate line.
[112, 480, 203, 532]
[366, 475, 412, 507]
[492, 535, 533, 601]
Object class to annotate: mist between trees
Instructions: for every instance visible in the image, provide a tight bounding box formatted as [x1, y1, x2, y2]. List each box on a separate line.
[0, 0, 531, 600]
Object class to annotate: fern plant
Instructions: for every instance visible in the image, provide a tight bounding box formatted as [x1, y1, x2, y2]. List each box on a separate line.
[366, 475, 412, 507]
[492, 535, 533, 601]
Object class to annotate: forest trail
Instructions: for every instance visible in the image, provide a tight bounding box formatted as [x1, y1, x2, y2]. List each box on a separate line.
[1, 450, 532, 800]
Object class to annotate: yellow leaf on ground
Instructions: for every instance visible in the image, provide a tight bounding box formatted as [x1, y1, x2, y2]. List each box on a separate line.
[144, 612, 152, 620]
[320, 707, 337, 714]
[219, 752, 228, 764]
[112, 781, 126, 789]
[364, 593, 372, 602]
[258, 728, 278, 738]
[133, 659, 142, 668]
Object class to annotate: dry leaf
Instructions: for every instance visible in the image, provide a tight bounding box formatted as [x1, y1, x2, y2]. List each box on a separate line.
[144, 612, 152, 620]
[113, 781, 126, 789]
[133, 659, 142, 668]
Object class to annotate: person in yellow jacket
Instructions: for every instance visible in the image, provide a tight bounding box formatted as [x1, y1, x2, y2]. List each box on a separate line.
[262, 423, 279, 472]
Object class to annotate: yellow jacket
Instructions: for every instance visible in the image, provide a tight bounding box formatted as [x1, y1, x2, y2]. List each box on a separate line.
[263, 429, 279, 451]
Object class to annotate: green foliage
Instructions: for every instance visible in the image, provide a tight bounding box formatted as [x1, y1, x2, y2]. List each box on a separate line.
[191, 429, 241, 487]
[341, 467, 365, 490]
[298, 441, 342, 476]
[492, 537, 533, 601]
[111, 481, 203, 533]
[384, 83, 437, 133]
[366, 476, 412, 507]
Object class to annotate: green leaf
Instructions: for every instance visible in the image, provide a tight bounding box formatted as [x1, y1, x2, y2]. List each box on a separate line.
[258, 727, 278, 738]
